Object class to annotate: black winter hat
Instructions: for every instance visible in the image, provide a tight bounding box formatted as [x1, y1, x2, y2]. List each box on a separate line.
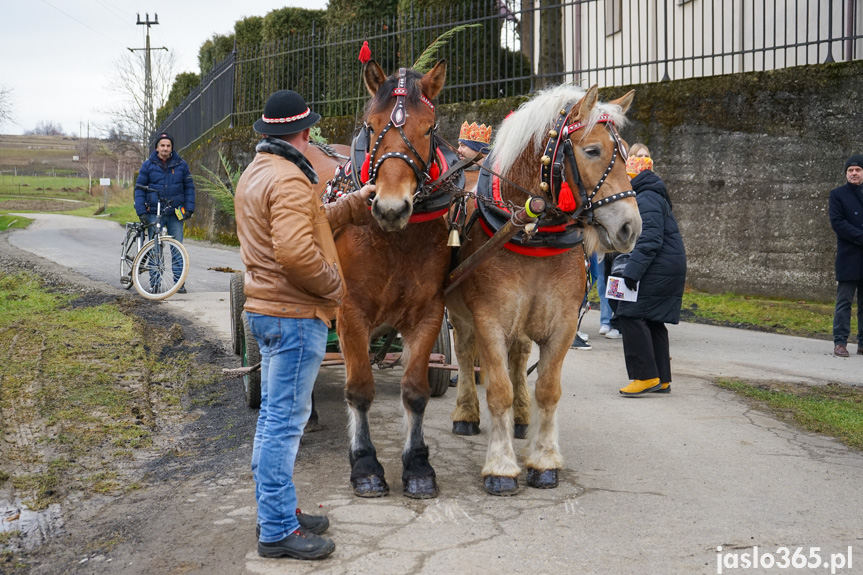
[253, 90, 321, 136]
[845, 154, 863, 171]
[153, 132, 174, 150]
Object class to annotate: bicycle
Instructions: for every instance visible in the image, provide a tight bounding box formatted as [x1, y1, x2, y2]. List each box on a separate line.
[120, 187, 189, 300]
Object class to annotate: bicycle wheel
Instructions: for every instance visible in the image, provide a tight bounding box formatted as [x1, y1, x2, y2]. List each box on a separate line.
[131, 236, 189, 300]
[119, 230, 139, 289]
[428, 316, 452, 398]
[242, 312, 262, 409]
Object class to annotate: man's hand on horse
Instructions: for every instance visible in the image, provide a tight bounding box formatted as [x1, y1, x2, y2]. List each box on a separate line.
[358, 184, 376, 205]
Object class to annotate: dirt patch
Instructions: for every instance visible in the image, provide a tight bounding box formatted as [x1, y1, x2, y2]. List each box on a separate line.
[0, 199, 86, 213]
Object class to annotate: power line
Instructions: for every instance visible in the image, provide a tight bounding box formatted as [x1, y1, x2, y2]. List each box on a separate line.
[91, 0, 133, 27]
[39, 0, 126, 48]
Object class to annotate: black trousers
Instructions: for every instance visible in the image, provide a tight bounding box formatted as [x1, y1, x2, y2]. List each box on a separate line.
[619, 316, 671, 383]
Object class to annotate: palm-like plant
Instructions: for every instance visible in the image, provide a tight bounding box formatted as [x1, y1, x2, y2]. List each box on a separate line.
[194, 151, 242, 217]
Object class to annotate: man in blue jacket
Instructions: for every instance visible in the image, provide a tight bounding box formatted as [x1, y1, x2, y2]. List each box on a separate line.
[135, 132, 195, 293]
[829, 154, 863, 357]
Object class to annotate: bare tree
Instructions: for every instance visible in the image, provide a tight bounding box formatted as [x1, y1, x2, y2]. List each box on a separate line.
[24, 120, 66, 136]
[108, 49, 176, 157]
[0, 85, 13, 130]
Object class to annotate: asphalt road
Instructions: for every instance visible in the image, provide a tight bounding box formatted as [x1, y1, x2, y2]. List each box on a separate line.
[8, 213, 863, 575]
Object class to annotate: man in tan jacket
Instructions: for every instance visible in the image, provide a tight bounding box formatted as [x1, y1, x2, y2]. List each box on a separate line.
[234, 89, 373, 561]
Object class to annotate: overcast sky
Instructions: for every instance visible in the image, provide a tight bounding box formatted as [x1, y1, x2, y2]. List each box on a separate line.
[1, 0, 328, 137]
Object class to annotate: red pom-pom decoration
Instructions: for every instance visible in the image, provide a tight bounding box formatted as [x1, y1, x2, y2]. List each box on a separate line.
[358, 41, 372, 64]
[360, 153, 371, 184]
[428, 161, 440, 181]
[557, 182, 577, 212]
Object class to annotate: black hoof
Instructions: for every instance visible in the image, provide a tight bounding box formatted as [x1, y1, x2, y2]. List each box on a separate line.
[403, 476, 439, 499]
[513, 424, 528, 439]
[483, 475, 519, 496]
[352, 476, 389, 498]
[452, 421, 480, 436]
[526, 468, 559, 489]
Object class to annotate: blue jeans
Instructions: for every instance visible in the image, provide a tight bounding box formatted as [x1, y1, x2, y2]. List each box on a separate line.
[144, 212, 184, 243]
[833, 280, 863, 345]
[247, 313, 327, 542]
[593, 254, 613, 327]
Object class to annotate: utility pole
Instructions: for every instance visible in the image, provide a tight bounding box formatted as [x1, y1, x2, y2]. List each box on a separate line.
[128, 13, 168, 148]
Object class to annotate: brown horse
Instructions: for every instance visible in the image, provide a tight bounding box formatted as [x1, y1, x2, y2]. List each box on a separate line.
[308, 60, 451, 499]
[446, 84, 640, 496]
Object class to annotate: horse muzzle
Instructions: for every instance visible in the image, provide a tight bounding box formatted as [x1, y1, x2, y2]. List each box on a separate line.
[371, 195, 413, 231]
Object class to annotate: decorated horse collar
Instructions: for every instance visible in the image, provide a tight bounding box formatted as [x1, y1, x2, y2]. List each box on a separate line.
[473, 160, 584, 257]
[540, 106, 634, 221]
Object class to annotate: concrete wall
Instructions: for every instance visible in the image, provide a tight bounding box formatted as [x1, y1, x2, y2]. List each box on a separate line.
[187, 60, 861, 301]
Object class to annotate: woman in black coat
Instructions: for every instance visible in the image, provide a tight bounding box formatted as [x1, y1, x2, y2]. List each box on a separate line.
[616, 146, 687, 396]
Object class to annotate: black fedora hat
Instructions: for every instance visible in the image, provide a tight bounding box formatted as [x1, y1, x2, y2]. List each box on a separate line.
[253, 90, 321, 136]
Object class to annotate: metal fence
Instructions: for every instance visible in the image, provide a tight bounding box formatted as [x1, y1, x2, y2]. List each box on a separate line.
[157, 0, 863, 151]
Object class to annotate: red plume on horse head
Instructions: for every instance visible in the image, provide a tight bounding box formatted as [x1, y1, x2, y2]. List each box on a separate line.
[358, 41, 372, 64]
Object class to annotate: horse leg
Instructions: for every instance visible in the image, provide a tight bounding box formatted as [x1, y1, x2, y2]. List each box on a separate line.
[475, 325, 520, 496]
[398, 314, 443, 499]
[522, 340, 567, 489]
[509, 335, 531, 440]
[340, 313, 388, 497]
[449, 316, 481, 436]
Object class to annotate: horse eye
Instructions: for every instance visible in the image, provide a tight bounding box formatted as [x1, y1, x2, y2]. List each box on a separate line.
[425, 126, 434, 136]
[584, 146, 602, 158]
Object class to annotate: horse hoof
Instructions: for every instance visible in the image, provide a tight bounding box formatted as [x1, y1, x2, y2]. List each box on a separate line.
[452, 421, 480, 436]
[304, 419, 322, 433]
[483, 475, 519, 496]
[513, 424, 528, 439]
[526, 468, 559, 489]
[352, 476, 389, 498]
[403, 477, 439, 499]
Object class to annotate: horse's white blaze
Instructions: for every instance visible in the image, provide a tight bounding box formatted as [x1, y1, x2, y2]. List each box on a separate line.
[482, 410, 520, 477]
[523, 397, 563, 470]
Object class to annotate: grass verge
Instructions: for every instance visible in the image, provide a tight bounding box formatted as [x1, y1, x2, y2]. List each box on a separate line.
[0, 271, 219, 511]
[716, 379, 863, 451]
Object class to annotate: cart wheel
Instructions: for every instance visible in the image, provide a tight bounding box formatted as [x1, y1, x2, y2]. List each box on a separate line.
[242, 312, 261, 409]
[230, 272, 246, 356]
[429, 316, 451, 398]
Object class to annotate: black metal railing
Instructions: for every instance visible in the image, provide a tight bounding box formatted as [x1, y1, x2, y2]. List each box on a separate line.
[156, 0, 862, 151]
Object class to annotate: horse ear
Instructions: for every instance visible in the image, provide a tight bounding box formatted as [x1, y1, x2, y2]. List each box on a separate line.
[574, 85, 599, 121]
[420, 59, 447, 101]
[363, 60, 387, 96]
[609, 90, 636, 115]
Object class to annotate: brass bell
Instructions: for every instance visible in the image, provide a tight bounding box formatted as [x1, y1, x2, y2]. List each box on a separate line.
[540, 155, 551, 165]
[447, 228, 461, 247]
[539, 182, 549, 192]
[548, 130, 558, 138]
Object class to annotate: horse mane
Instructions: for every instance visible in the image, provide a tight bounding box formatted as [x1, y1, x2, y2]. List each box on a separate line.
[364, 68, 427, 119]
[491, 84, 630, 175]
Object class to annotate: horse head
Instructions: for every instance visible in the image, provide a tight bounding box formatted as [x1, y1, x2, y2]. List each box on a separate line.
[361, 59, 446, 231]
[493, 84, 641, 254]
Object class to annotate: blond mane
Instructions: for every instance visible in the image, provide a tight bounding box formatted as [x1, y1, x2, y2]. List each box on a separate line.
[491, 84, 630, 175]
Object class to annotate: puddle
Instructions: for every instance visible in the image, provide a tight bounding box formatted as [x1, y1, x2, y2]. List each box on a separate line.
[1, 499, 64, 550]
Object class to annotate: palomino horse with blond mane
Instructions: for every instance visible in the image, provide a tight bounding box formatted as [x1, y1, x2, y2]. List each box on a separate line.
[446, 84, 641, 495]
[308, 59, 460, 499]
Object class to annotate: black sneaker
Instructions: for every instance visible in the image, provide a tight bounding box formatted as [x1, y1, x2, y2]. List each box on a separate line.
[258, 529, 335, 560]
[570, 336, 592, 350]
[257, 510, 330, 538]
[177, 285, 187, 294]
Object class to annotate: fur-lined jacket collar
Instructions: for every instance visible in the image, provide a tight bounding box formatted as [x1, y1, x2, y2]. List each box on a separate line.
[255, 137, 318, 185]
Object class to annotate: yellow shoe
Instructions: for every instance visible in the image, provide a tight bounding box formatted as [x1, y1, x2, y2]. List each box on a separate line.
[619, 378, 661, 397]
[652, 382, 671, 394]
